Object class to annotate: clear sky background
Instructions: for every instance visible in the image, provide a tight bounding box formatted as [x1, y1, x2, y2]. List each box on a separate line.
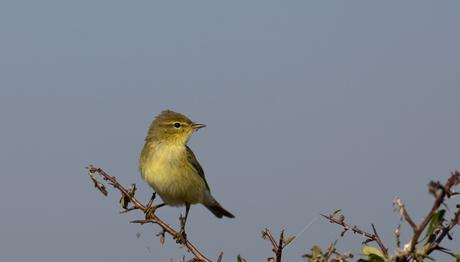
[1, 1, 459, 261]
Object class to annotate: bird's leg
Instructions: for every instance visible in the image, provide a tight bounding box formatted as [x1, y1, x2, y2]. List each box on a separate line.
[181, 203, 190, 230]
[176, 203, 190, 243]
[144, 193, 166, 219]
[147, 192, 156, 207]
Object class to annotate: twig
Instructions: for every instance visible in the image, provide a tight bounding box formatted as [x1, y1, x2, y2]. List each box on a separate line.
[394, 197, 418, 231]
[119, 206, 138, 214]
[394, 224, 401, 248]
[87, 165, 212, 262]
[321, 214, 389, 259]
[278, 230, 284, 262]
[407, 170, 460, 255]
[262, 228, 285, 262]
[216, 252, 223, 262]
[262, 228, 277, 252]
[323, 240, 337, 261]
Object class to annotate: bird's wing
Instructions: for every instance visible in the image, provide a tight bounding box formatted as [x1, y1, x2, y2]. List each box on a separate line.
[186, 145, 210, 191]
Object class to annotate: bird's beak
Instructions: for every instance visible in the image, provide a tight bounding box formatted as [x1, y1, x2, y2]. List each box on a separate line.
[192, 123, 206, 130]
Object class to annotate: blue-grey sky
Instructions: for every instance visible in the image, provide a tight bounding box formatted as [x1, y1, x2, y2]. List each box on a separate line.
[1, 1, 459, 261]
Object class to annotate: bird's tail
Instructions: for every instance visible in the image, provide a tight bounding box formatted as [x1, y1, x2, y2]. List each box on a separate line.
[204, 198, 235, 218]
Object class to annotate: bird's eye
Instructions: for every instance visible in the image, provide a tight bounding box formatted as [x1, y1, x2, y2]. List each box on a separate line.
[174, 122, 181, 128]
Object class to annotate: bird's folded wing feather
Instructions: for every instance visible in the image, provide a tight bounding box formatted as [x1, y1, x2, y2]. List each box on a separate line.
[186, 145, 210, 191]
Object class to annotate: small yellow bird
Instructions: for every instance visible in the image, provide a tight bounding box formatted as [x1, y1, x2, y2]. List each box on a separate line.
[139, 110, 234, 233]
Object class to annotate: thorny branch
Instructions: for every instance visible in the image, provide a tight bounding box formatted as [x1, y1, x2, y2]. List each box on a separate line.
[86, 165, 214, 262]
[406, 171, 460, 257]
[320, 170, 460, 261]
[320, 213, 389, 259]
[425, 204, 460, 256]
[87, 164, 460, 262]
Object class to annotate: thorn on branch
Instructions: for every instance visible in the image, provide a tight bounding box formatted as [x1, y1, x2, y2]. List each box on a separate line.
[119, 206, 138, 214]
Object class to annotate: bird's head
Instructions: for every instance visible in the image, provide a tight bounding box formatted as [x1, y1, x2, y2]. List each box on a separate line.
[147, 110, 206, 145]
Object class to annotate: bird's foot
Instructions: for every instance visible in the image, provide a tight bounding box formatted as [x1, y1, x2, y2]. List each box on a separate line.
[174, 228, 187, 244]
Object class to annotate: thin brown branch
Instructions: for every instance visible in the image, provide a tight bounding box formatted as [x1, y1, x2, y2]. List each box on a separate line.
[262, 228, 285, 262]
[394, 197, 418, 231]
[277, 230, 284, 262]
[371, 224, 384, 248]
[321, 214, 389, 259]
[87, 165, 212, 262]
[262, 228, 278, 252]
[323, 240, 337, 261]
[216, 252, 223, 262]
[402, 208, 418, 231]
[408, 170, 460, 255]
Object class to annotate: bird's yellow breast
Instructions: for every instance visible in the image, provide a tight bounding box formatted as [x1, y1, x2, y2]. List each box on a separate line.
[140, 143, 207, 206]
